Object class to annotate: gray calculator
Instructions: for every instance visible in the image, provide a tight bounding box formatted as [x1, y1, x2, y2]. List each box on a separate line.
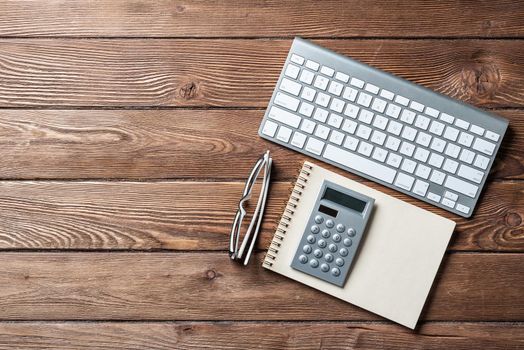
[291, 181, 374, 287]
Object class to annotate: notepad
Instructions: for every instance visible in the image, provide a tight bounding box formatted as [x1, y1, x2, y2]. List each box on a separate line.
[263, 161, 455, 328]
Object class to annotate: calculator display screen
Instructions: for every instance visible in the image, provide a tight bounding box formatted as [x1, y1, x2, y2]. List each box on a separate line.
[323, 187, 367, 213]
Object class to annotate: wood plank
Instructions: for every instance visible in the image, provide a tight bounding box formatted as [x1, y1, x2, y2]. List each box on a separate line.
[0, 39, 522, 107]
[0, 253, 520, 321]
[1, 1, 523, 38]
[0, 180, 522, 252]
[0, 322, 520, 350]
[0, 109, 521, 180]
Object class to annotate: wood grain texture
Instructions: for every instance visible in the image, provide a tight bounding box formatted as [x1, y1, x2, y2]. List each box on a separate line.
[0, 253, 520, 321]
[0, 39, 522, 107]
[0, 322, 520, 350]
[0, 109, 521, 180]
[0, 0, 523, 38]
[0, 181, 522, 252]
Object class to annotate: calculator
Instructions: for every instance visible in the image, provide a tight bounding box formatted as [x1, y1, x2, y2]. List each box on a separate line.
[290, 180, 374, 287]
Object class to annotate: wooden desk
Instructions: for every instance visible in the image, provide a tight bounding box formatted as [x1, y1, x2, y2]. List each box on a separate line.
[0, 1, 522, 348]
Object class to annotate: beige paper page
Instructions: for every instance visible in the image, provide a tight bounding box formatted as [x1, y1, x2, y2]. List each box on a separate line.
[264, 162, 455, 329]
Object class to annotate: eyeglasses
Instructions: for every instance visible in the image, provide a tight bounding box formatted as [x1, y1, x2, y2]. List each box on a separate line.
[229, 150, 272, 265]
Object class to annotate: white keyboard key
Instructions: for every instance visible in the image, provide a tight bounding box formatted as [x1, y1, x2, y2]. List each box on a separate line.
[313, 108, 329, 122]
[342, 87, 358, 102]
[400, 142, 415, 157]
[443, 126, 459, 141]
[372, 115, 388, 130]
[365, 83, 379, 94]
[428, 153, 444, 168]
[459, 149, 475, 164]
[401, 126, 417, 141]
[385, 103, 401, 118]
[358, 110, 374, 124]
[356, 125, 372, 140]
[385, 136, 401, 151]
[413, 180, 429, 197]
[415, 164, 431, 179]
[414, 147, 430, 162]
[274, 92, 300, 111]
[444, 191, 458, 201]
[301, 86, 316, 101]
[357, 141, 374, 157]
[370, 130, 387, 145]
[440, 113, 455, 124]
[344, 103, 360, 118]
[415, 132, 432, 147]
[441, 197, 456, 209]
[357, 92, 372, 107]
[401, 159, 417, 174]
[387, 153, 402, 168]
[350, 77, 365, 88]
[472, 137, 496, 155]
[314, 124, 330, 140]
[443, 159, 459, 174]
[299, 69, 314, 84]
[424, 107, 439, 118]
[335, 71, 349, 83]
[430, 170, 446, 185]
[329, 130, 345, 145]
[445, 143, 461, 158]
[276, 126, 292, 142]
[456, 203, 470, 215]
[328, 81, 344, 96]
[458, 132, 474, 147]
[395, 95, 409, 106]
[387, 120, 403, 135]
[372, 147, 388, 162]
[330, 98, 345, 113]
[410, 101, 424, 112]
[298, 102, 314, 117]
[300, 119, 316, 134]
[291, 131, 307, 148]
[320, 66, 334, 77]
[427, 192, 441, 202]
[429, 120, 445, 136]
[268, 105, 301, 127]
[415, 115, 430, 130]
[324, 144, 397, 183]
[316, 92, 331, 107]
[343, 135, 359, 151]
[327, 113, 343, 128]
[458, 164, 484, 184]
[305, 137, 325, 155]
[430, 137, 446, 153]
[342, 119, 357, 134]
[445, 175, 478, 198]
[395, 173, 415, 191]
[305, 60, 319, 71]
[485, 130, 500, 142]
[284, 64, 300, 79]
[380, 89, 394, 100]
[290, 54, 304, 65]
[470, 124, 485, 136]
[262, 120, 278, 137]
[400, 109, 416, 124]
[455, 118, 470, 130]
[371, 98, 387, 113]
[314, 75, 329, 90]
[474, 154, 490, 170]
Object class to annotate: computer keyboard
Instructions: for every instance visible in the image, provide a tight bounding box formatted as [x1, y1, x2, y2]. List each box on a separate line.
[258, 37, 508, 218]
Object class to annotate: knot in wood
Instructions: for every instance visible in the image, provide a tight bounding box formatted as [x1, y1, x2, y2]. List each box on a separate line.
[461, 52, 500, 99]
[205, 269, 217, 280]
[179, 82, 198, 100]
[505, 212, 522, 227]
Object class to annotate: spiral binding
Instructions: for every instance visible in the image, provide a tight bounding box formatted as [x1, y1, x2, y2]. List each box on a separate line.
[263, 163, 313, 267]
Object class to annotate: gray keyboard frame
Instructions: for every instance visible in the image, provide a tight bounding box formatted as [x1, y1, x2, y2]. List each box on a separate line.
[258, 37, 509, 218]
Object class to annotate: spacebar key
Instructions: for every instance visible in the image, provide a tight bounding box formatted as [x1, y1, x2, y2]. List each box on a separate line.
[324, 144, 397, 183]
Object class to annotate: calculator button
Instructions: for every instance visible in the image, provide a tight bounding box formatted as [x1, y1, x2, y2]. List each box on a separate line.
[306, 235, 316, 244]
[339, 248, 348, 257]
[310, 225, 320, 234]
[298, 255, 308, 264]
[332, 233, 341, 242]
[331, 267, 341, 277]
[343, 238, 352, 247]
[328, 243, 338, 253]
[310, 259, 319, 268]
[314, 215, 324, 224]
[314, 249, 323, 258]
[336, 223, 345, 232]
[324, 253, 334, 262]
[320, 263, 330, 272]
[347, 228, 356, 237]
[335, 258, 345, 267]
[318, 239, 327, 248]
[325, 219, 335, 228]
[302, 245, 312, 254]
[321, 229, 331, 238]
